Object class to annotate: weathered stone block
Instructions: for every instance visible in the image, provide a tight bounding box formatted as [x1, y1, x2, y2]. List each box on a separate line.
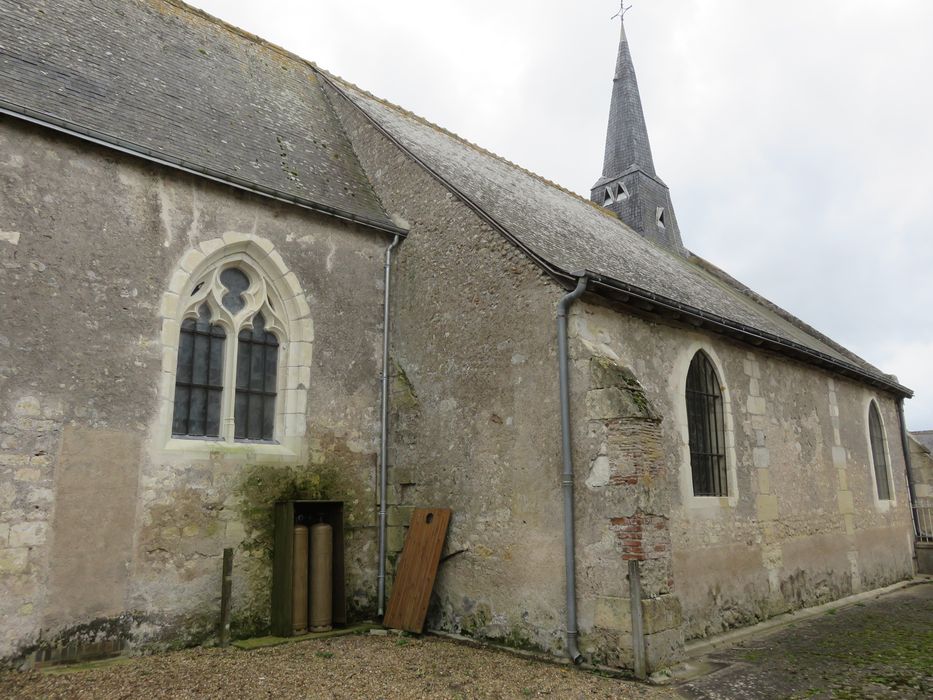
[593, 595, 632, 633]
[387, 505, 415, 527]
[589, 356, 640, 390]
[753, 447, 770, 469]
[756, 494, 779, 521]
[387, 525, 407, 553]
[642, 594, 683, 634]
[587, 387, 652, 421]
[837, 490, 854, 515]
[10, 522, 47, 547]
[747, 396, 767, 415]
[14, 468, 42, 482]
[389, 467, 416, 486]
[13, 396, 41, 417]
[832, 446, 847, 468]
[644, 626, 685, 672]
[757, 468, 771, 494]
[0, 547, 29, 574]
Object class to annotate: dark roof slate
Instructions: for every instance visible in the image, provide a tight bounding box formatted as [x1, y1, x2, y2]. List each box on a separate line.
[0, 0, 399, 232]
[912, 431, 933, 454]
[328, 77, 906, 393]
[598, 19, 656, 183]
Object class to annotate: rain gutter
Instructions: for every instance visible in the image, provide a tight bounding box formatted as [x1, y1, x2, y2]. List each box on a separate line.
[377, 234, 401, 616]
[557, 273, 589, 664]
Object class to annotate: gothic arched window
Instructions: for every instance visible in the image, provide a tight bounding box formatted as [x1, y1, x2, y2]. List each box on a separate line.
[868, 401, 892, 501]
[235, 313, 279, 441]
[172, 304, 226, 438]
[171, 262, 286, 443]
[685, 351, 728, 497]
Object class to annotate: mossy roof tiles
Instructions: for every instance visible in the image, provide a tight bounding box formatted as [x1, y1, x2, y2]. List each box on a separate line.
[0, 0, 397, 232]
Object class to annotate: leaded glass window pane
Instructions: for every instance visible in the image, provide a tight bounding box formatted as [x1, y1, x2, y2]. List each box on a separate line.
[686, 352, 728, 497]
[868, 403, 891, 500]
[234, 313, 279, 441]
[172, 304, 225, 437]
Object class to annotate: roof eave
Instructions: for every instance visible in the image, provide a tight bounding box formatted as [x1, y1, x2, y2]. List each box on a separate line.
[0, 99, 408, 238]
[570, 270, 913, 398]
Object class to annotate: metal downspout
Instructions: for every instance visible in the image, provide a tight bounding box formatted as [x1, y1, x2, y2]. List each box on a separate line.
[378, 234, 402, 616]
[896, 399, 921, 538]
[557, 274, 588, 664]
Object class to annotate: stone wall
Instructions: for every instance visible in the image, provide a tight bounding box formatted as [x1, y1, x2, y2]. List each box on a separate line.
[332, 88, 684, 670]
[908, 435, 933, 500]
[328, 87, 913, 670]
[573, 304, 915, 643]
[328, 86, 579, 655]
[0, 119, 390, 664]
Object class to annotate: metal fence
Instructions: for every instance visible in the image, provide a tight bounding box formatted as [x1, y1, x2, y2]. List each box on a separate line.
[913, 497, 933, 542]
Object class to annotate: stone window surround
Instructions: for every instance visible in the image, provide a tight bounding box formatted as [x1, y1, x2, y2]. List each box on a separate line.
[155, 233, 313, 461]
[670, 342, 739, 512]
[864, 398, 897, 511]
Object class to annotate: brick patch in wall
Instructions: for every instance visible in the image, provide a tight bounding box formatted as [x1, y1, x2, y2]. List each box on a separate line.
[610, 513, 670, 562]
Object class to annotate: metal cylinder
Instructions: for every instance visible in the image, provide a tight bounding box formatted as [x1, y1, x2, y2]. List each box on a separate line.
[292, 524, 309, 635]
[309, 522, 333, 632]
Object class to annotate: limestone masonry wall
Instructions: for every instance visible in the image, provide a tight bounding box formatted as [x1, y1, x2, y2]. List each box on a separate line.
[573, 303, 914, 643]
[329, 87, 913, 671]
[0, 119, 389, 664]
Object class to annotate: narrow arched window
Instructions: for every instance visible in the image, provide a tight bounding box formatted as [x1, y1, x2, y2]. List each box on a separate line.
[172, 304, 226, 437]
[235, 313, 279, 441]
[868, 402, 892, 500]
[686, 351, 728, 497]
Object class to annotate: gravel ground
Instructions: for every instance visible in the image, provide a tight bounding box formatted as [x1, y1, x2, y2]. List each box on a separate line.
[0, 633, 677, 700]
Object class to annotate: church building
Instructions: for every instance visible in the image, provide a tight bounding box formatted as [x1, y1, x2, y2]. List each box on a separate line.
[0, 0, 918, 671]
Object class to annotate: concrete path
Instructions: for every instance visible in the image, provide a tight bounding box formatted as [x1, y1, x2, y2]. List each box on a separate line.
[675, 580, 932, 699]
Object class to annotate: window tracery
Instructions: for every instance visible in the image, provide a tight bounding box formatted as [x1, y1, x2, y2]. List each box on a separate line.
[171, 259, 288, 443]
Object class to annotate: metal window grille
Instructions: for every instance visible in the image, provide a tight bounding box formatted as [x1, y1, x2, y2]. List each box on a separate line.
[234, 313, 279, 441]
[172, 304, 225, 437]
[868, 403, 892, 500]
[686, 351, 728, 497]
[913, 497, 933, 541]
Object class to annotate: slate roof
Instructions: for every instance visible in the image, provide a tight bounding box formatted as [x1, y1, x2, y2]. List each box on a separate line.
[325, 76, 910, 396]
[0, 0, 402, 234]
[0, 0, 909, 395]
[597, 19, 656, 184]
[912, 431, 933, 454]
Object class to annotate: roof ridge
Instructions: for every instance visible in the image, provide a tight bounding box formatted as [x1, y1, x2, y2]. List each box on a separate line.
[154, 0, 321, 72]
[156, 3, 621, 222]
[688, 252, 886, 376]
[319, 70, 620, 222]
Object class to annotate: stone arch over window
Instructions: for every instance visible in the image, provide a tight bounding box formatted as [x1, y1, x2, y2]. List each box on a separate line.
[670, 342, 738, 509]
[866, 399, 895, 505]
[156, 233, 313, 459]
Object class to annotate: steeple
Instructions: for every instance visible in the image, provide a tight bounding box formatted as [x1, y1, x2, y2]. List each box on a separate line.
[591, 10, 684, 252]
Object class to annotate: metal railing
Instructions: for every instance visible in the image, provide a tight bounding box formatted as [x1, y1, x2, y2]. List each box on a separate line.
[912, 497, 933, 542]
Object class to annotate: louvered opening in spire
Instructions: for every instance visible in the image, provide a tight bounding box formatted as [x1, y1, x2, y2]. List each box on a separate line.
[590, 13, 685, 253]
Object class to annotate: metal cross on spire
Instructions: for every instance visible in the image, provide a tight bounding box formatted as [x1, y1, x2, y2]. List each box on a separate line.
[611, 2, 632, 21]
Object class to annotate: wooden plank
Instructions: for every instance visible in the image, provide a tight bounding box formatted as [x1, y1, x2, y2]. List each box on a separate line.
[383, 508, 452, 633]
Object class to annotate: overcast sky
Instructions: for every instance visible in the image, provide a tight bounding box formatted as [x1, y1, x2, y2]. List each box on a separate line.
[188, 0, 933, 430]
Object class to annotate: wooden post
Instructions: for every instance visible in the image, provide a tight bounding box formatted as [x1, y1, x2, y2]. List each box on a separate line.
[219, 547, 233, 647]
[628, 559, 647, 680]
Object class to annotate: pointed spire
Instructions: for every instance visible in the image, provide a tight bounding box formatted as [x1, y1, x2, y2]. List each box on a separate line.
[591, 9, 684, 252]
[602, 14, 656, 179]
